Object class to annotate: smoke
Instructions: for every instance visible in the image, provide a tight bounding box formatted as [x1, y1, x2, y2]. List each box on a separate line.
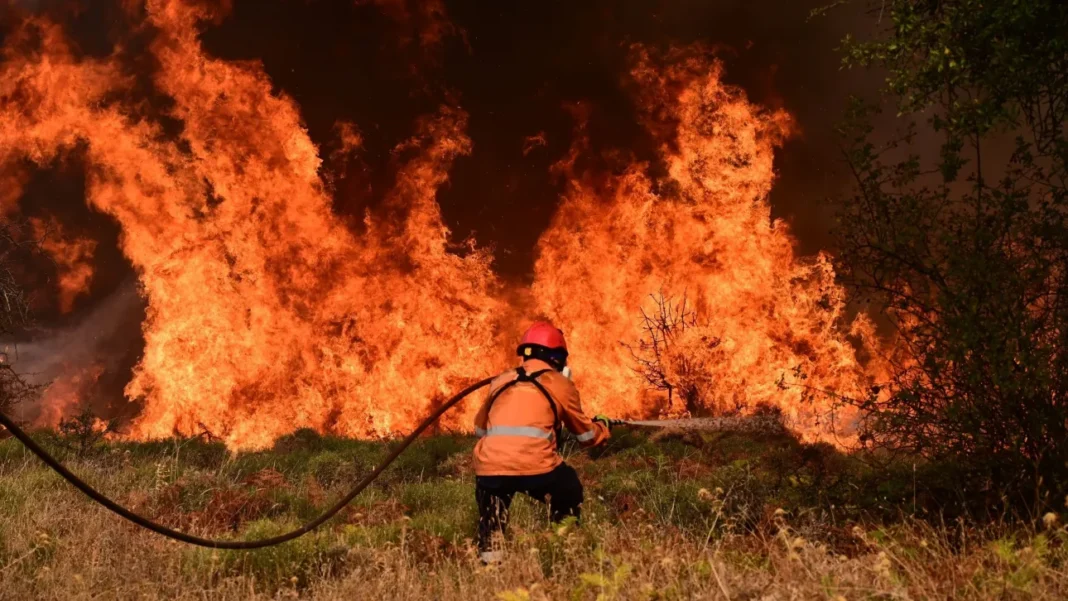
[6, 281, 145, 425]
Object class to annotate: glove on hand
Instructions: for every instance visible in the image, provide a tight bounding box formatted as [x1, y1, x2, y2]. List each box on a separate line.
[592, 415, 613, 431]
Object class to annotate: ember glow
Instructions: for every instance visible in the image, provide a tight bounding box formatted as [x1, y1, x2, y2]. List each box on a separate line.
[1, 1, 884, 449]
[36, 363, 105, 428]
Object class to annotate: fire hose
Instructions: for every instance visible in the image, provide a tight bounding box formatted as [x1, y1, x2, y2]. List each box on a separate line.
[0, 376, 494, 549]
[0, 374, 774, 549]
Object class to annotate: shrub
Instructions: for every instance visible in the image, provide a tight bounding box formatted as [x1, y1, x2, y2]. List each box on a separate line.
[830, 0, 1068, 515]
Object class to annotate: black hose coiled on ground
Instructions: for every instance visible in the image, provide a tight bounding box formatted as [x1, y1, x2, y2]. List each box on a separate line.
[0, 376, 493, 549]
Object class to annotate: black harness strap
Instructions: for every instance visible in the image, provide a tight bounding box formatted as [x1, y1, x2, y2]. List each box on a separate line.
[484, 366, 561, 442]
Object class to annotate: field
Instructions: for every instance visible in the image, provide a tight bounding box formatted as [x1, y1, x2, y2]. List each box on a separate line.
[0, 426, 1065, 600]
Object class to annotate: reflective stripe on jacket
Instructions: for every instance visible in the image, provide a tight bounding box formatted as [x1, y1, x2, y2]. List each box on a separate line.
[472, 359, 610, 476]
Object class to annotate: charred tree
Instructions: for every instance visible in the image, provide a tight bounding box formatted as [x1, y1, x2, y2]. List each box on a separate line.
[624, 291, 719, 416]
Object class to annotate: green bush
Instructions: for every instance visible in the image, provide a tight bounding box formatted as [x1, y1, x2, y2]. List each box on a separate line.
[832, 0, 1068, 516]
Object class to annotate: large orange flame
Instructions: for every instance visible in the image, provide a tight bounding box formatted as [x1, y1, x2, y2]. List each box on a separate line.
[533, 49, 882, 439]
[1, 2, 503, 449]
[0, 4, 883, 448]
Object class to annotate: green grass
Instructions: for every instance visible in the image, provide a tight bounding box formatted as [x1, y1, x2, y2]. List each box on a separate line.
[0, 428, 1065, 599]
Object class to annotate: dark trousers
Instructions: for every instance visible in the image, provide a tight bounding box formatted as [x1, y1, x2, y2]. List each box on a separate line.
[475, 463, 584, 552]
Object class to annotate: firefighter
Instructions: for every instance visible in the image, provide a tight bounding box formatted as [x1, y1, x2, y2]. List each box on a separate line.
[472, 321, 612, 563]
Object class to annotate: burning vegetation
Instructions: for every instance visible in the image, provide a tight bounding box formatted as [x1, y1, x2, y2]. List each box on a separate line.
[0, 0, 1066, 598]
[0, 0, 885, 450]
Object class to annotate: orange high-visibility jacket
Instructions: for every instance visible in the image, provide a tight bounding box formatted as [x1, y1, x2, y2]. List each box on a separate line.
[473, 359, 610, 476]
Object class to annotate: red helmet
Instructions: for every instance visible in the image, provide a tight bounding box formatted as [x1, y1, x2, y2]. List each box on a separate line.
[518, 321, 567, 351]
